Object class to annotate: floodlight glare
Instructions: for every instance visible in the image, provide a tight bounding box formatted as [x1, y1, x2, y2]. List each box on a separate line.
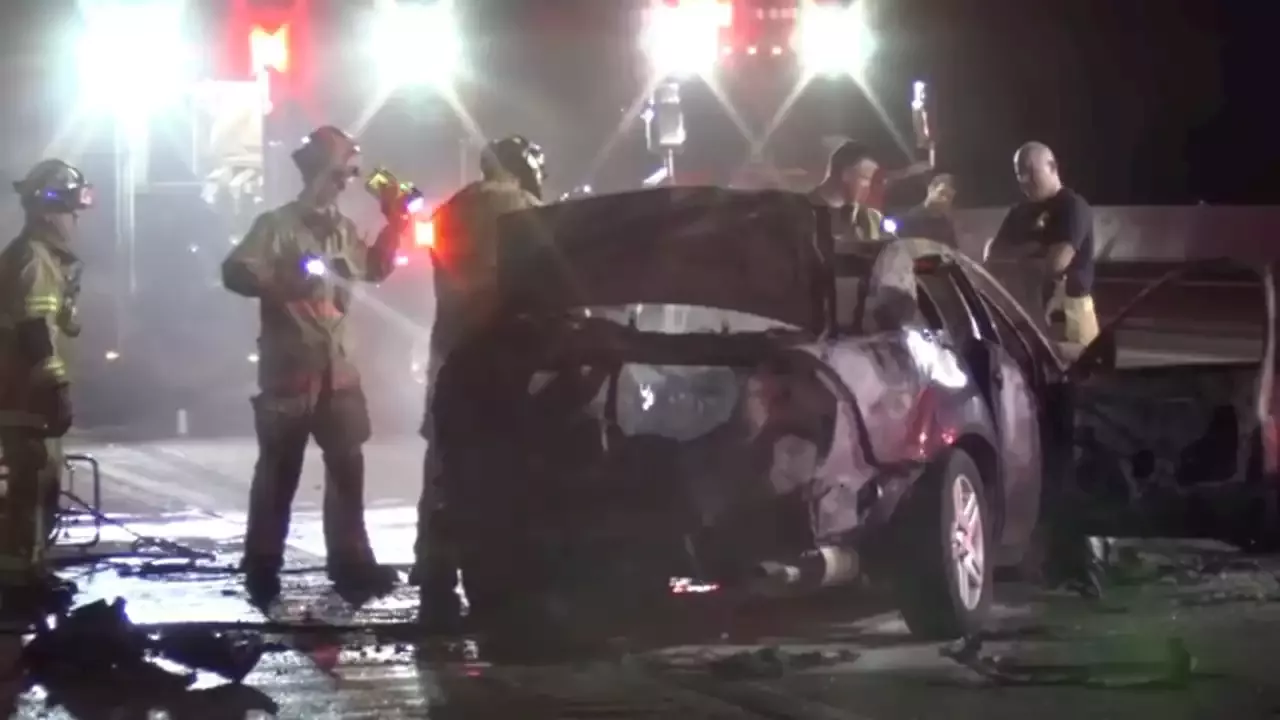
[74, 0, 192, 116]
[371, 0, 463, 89]
[795, 1, 876, 79]
[642, 0, 732, 79]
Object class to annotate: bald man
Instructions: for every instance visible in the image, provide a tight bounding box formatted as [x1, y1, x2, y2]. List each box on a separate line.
[989, 142, 1099, 345]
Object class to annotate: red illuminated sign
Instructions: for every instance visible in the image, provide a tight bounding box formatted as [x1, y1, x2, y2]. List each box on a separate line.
[226, 0, 315, 113]
[250, 24, 290, 74]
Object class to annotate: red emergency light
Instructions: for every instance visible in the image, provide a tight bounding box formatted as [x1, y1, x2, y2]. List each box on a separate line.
[390, 220, 436, 268]
[414, 219, 436, 250]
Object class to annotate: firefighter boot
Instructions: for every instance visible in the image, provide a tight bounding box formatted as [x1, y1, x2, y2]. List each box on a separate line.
[0, 573, 77, 619]
[329, 562, 398, 605]
[415, 563, 463, 636]
[241, 559, 282, 610]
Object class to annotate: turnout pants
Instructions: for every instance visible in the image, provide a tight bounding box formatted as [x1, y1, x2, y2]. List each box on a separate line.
[242, 384, 377, 575]
[0, 433, 61, 584]
[414, 350, 455, 586]
[413, 334, 466, 624]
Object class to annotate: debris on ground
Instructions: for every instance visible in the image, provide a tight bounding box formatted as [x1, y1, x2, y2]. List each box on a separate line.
[939, 634, 1198, 689]
[23, 598, 273, 717]
[705, 646, 860, 680]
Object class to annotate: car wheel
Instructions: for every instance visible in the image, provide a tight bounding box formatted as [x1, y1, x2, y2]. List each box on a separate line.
[891, 448, 993, 640]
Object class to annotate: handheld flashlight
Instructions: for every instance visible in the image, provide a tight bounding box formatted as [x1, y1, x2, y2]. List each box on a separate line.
[303, 257, 327, 277]
[366, 168, 425, 216]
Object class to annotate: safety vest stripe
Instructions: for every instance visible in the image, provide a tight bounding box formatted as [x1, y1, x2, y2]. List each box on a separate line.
[24, 295, 59, 314]
[42, 358, 67, 380]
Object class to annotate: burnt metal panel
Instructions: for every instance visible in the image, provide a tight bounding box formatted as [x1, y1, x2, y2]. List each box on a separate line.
[496, 188, 831, 333]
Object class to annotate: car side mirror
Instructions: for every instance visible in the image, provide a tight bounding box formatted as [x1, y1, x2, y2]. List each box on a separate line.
[1068, 330, 1117, 380]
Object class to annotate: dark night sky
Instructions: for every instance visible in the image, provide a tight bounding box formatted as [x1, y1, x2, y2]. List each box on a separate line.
[0, 0, 1276, 208]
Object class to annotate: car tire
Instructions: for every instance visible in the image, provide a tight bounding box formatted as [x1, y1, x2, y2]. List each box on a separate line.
[891, 448, 994, 640]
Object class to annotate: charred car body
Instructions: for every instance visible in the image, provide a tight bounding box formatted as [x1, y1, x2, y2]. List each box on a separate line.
[427, 188, 1280, 640]
[1021, 260, 1280, 549]
[426, 188, 1081, 639]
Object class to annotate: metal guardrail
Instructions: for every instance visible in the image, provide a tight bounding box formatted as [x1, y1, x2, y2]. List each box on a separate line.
[0, 451, 104, 550]
[59, 453, 103, 548]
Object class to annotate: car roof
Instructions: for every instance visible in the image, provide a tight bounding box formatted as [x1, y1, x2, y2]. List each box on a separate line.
[891, 238, 1068, 366]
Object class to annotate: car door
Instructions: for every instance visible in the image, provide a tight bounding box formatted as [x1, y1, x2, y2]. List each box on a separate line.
[940, 264, 1043, 562]
[914, 260, 1041, 562]
[1066, 261, 1275, 540]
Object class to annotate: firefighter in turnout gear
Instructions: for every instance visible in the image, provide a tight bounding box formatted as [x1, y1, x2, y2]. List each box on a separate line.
[222, 126, 408, 607]
[409, 135, 546, 630]
[0, 159, 92, 601]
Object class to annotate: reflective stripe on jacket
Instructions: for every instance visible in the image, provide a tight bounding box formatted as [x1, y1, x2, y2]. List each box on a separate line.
[0, 229, 79, 427]
[222, 201, 403, 397]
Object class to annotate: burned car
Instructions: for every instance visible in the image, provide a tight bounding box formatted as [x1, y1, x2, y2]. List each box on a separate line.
[1028, 259, 1280, 549]
[426, 187, 1074, 640]
[910, 250, 1280, 552]
[430, 184, 1280, 640]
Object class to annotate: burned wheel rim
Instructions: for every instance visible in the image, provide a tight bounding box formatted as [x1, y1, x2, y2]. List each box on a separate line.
[950, 473, 985, 611]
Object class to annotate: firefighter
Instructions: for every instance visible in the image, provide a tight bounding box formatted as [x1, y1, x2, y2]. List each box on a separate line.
[222, 125, 408, 607]
[0, 159, 92, 603]
[409, 135, 546, 631]
[808, 140, 886, 245]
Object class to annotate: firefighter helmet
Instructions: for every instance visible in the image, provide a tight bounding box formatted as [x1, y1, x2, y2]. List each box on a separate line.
[14, 159, 93, 213]
[481, 135, 547, 200]
[292, 125, 361, 180]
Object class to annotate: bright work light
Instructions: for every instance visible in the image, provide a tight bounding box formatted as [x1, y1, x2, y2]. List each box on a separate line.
[370, 0, 463, 89]
[794, 1, 875, 79]
[74, 0, 193, 116]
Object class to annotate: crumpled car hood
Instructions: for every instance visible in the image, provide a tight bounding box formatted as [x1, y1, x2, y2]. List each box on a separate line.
[496, 187, 828, 331]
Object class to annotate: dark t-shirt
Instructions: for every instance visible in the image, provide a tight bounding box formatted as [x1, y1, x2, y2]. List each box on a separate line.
[896, 205, 957, 248]
[993, 187, 1095, 297]
[806, 190, 882, 244]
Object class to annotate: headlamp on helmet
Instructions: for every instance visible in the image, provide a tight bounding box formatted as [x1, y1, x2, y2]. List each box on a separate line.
[15, 160, 93, 213]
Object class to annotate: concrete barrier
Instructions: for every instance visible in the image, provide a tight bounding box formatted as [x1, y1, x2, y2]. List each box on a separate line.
[954, 205, 1280, 263]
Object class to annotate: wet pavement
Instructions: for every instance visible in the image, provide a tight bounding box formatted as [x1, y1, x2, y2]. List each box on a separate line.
[7, 438, 1280, 718]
